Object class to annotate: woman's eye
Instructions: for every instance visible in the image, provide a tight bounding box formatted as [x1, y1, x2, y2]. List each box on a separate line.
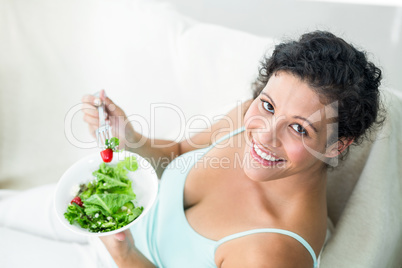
[291, 124, 307, 135]
[261, 100, 275, 113]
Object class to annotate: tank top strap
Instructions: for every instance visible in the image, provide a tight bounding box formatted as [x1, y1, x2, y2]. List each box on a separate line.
[210, 126, 246, 147]
[214, 228, 318, 268]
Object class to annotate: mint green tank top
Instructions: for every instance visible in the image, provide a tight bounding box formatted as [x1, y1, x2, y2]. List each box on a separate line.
[130, 126, 318, 268]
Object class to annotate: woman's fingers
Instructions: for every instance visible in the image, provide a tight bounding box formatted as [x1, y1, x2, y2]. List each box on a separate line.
[82, 94, 99, 105]
[83, 113, 99, 126]
[83, 92, 123, 116]
[81, 103, 98, 117]
[81, 91, 129, 140]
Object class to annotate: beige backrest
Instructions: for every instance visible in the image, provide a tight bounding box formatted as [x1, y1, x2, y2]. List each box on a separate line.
[327, 135, 374, 225]
[322, 88, 402, 267]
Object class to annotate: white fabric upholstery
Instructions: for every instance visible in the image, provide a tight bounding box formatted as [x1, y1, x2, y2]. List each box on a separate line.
[0, 184, 114, 267]
[0, 0, 401, 267]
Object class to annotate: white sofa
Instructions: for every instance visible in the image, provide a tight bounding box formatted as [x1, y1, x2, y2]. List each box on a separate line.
[0, 0, 401, 267]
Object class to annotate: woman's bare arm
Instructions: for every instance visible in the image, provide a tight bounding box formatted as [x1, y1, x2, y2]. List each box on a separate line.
[82, 91, 251, 177]
[100, 230, 156, 268]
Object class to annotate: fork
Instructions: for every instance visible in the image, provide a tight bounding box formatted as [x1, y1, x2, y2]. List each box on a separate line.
[94, 92, 112, 148]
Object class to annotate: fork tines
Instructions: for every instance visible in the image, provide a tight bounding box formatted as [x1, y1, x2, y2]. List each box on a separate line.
[95, 96, 112, 148]
[97, 125, 112, 148]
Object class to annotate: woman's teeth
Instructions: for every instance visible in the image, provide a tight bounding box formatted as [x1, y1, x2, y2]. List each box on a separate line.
[253, 144, 282, 161]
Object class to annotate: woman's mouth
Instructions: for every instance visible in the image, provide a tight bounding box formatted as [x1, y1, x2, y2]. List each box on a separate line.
[250, 141, 285, 166]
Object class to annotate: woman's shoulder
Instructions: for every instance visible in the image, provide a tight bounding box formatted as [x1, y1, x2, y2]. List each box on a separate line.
[179, 99, 253, 154]
[215, 231, 315, 268]
[215, 206, 327, 268]
[212, 99, 253, 139]
[212, 99, 253, 136]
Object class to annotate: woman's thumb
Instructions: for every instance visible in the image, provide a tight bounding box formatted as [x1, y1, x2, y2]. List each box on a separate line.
[115, 232, 126, 242]
[99, 89, 106, 102]
[99, 90, 118, 115]
[105, 96, 118, 115]
[94, 89, 108, 107]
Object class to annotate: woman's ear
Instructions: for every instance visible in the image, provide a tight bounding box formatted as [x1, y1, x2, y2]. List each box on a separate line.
[325, 137, 354, 158]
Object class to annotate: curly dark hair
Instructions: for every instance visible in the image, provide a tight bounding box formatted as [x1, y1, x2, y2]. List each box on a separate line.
[252, 31, 385, 153]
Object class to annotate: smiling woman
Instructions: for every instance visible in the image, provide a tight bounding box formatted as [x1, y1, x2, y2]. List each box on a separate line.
[80, 30, 385, 268]
[0, 29, 387, 268]
[243, 72, 335, 182]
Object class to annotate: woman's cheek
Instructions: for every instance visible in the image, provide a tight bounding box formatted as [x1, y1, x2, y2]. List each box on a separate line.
[244, 102, 267, 130]
[285, 139, 312, 164]
[288, 136, 327, 167]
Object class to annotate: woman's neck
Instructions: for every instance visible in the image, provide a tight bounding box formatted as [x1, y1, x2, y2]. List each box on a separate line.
[255, 167, 328, 213]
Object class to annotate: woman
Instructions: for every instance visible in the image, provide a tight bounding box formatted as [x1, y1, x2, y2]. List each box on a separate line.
[81, 31, 383, 267]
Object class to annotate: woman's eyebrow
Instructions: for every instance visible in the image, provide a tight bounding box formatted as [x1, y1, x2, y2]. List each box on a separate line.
[261, 92, 276, 107]
[293, 116, 318, 133]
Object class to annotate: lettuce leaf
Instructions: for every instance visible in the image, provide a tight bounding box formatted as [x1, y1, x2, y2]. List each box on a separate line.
[83, 193, 133, 216]
[93, 172, 129, 189]
[64, 203, 91, 228]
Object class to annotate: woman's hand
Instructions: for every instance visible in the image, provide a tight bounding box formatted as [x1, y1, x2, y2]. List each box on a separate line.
[81, 90, 135, 149]
[82, 90, 184, 176]
[100, 230, 135, 265]
[100, 230, 155, 268]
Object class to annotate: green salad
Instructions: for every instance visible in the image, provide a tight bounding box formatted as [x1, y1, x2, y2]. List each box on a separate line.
[64, 156, 144, 233]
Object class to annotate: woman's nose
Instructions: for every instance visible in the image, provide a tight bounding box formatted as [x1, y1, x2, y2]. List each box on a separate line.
[255, 116, 284, 148]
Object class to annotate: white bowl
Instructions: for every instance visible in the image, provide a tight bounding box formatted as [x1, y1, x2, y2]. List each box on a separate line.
[54, 151, 158, 236]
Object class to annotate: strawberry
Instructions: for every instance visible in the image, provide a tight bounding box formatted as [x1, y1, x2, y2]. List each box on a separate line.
[100, 148, 113, 162]
[71, 196, 83, 207]
[100, 137, 119, 163]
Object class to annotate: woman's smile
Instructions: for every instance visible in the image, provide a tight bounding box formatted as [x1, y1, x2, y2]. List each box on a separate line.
[250, 139, 286, 166]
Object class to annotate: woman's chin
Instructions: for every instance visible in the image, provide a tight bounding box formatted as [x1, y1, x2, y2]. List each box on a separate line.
[241, 151, 287, 182]
[242, 163, 280, 182]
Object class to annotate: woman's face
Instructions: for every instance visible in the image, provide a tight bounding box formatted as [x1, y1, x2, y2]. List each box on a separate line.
[243, 71, 335, 182]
